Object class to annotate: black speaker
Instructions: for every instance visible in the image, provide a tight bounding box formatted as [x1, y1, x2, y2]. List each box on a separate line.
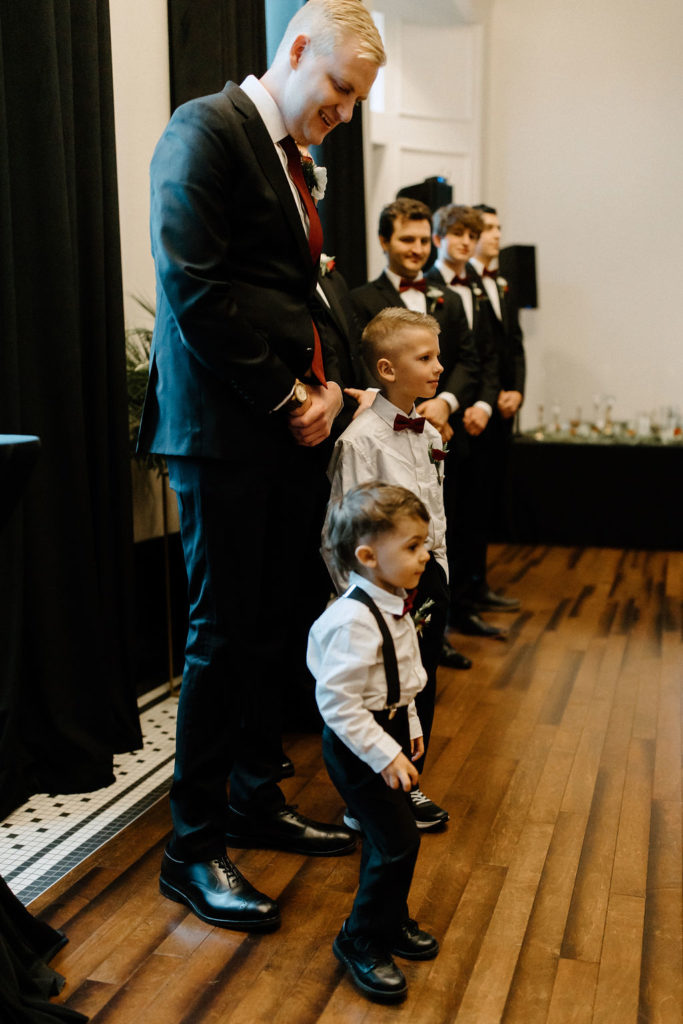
[499, 245, 537, 309]
[396, 177, 453, 213]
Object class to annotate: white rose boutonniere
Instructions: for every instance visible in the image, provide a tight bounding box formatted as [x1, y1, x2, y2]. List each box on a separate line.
[496, 275, 509, 294]
[300, 152, 327, 203]
[320, 253, 336, 276]
[426, 285, 445, 315]
[412, 598, 435, 638]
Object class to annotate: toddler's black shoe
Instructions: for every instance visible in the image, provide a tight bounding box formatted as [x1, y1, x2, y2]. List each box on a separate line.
[333, 920, 407, 1003]
[409, 786, 449, 831]
[390, 918, 439, 960]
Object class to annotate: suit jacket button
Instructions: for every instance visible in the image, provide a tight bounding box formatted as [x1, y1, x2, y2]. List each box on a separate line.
[306, 346, 313, 354]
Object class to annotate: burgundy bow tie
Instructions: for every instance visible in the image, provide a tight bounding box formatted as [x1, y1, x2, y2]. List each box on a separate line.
[482, 267, 498, 280]
[450, 274, 469, 287]
[398, 277, 427, 293]
[393, 414, 425, 434]
[395, 588, 417, 619]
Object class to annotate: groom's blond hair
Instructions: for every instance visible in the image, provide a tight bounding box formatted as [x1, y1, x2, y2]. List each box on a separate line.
[274, 0, 386, 66]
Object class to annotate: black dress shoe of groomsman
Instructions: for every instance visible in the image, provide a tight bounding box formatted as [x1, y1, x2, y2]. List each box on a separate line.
[439, 638, 473, 670]
[225, 804, 357, 856]
[390, 919, 440, 960]
[159, 850, 280, 932]
[333, 921, 407, 1003]
[474, 589, 521, 612]
[456, 612, 507, 639]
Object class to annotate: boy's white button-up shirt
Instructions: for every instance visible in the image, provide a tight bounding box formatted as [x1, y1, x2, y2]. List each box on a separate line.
[324, 393, 448, 594]
[307, 572, 426, 773]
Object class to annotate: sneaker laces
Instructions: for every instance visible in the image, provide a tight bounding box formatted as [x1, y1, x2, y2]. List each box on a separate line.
[410, 787, 431, 807]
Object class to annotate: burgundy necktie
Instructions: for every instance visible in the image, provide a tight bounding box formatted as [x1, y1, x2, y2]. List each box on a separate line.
[399, 277, 427, 293]
[280, 135, 326, 386]
[393, 414, 426, 434]
[280, 136, 323, 264]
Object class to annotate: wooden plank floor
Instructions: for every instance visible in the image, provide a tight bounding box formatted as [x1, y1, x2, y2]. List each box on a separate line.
[32, 543, 683, 1023]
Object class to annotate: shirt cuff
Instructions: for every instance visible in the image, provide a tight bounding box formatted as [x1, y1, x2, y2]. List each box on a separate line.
[437, 391, 458, 413]
[474, 400, 492, 417]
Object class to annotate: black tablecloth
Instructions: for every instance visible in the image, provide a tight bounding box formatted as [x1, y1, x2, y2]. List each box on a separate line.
[502, 437, 682, 550]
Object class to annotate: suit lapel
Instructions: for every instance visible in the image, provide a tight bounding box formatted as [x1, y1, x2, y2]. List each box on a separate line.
[229, 84, 314, 274]
[375, 272, 404, 307]
[319, 274, 351, 338]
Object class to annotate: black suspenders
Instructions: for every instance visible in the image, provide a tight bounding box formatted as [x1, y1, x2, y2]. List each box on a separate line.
[346, 586, 400, 718]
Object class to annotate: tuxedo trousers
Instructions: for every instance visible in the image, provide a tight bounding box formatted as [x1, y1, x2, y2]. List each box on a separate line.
[166, 444, 329, 861]
[322, 711, 420, 943]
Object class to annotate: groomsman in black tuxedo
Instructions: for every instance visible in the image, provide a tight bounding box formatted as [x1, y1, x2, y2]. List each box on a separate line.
[138, 1, 385, 933]
[467, 204, 526, 618]
[350, 196, 479, 668]
[428, 204, 514, 639]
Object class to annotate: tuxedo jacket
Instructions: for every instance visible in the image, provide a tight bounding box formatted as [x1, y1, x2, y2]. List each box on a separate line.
[138, 82, 341, 461]
[349, 272, 480, 411]
[425, 265, 499, 410]
[466, 262, 526, 396]
[311, 267, 374, 437]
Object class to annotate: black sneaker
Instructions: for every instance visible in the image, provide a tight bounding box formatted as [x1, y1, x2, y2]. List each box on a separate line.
[409, 787, 449, 831]
[333, 920, 407, 1003]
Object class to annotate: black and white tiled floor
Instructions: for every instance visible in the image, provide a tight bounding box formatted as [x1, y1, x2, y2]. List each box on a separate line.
[0, 687, 178, 906]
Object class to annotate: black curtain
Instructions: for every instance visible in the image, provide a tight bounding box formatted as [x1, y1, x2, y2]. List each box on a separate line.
[317, 112, 368, 289]
[166, 0, 368, 282]
[168, 0, 267, 111]
[0, 1, 142, 818]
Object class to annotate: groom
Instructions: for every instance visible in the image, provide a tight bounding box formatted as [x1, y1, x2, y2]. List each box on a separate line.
[138, 1, 385, 931]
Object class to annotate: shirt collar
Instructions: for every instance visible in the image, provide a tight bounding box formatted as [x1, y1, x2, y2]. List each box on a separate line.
[347, 571, 406, 617]
[385, 267, 424, 292]
[469, 256, 499, 277]
[371, 392, 419, 427]
[435, 258, 465, 284]
[240, 75, 287, 146]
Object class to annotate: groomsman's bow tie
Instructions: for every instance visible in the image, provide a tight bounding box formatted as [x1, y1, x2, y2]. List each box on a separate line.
[450, 274, 469, 286]
[393, 414, 425, 434]
[398, 277, 427, 293]
[482, 267, 498, 280]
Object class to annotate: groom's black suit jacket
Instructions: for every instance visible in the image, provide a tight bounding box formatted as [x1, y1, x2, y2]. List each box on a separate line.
[349, 272, 480, 411]
[138, 81, 341, 461]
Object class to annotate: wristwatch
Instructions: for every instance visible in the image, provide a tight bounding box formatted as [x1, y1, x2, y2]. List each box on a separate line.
[285, 379, 308, 412]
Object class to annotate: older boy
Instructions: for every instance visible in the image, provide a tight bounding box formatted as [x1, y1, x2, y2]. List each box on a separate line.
[323, 308, 450, 831]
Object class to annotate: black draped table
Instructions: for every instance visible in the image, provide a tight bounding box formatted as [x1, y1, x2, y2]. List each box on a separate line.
[501, 434, 683, 551]
[1, 434, 88, 1022]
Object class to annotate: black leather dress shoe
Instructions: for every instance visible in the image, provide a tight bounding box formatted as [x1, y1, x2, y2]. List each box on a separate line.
[333, 921, 407, 1003]
[474, 589, 521, 612]
[277, 756, 295, 780]
[439, 638, 472, 670]
[159, 851, 280, 932]
[455, 612, 507, 638]
[390, 919, 440, 960]
[225, 805, 357, 856]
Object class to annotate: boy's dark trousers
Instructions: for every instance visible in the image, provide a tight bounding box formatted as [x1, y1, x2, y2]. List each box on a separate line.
[322, 708, 420, 944]
[412, 553, 449, 773]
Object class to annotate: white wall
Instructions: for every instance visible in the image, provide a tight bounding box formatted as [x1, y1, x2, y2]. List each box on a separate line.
[485, 0, 683, 429]
[110, 0, 169, 331]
